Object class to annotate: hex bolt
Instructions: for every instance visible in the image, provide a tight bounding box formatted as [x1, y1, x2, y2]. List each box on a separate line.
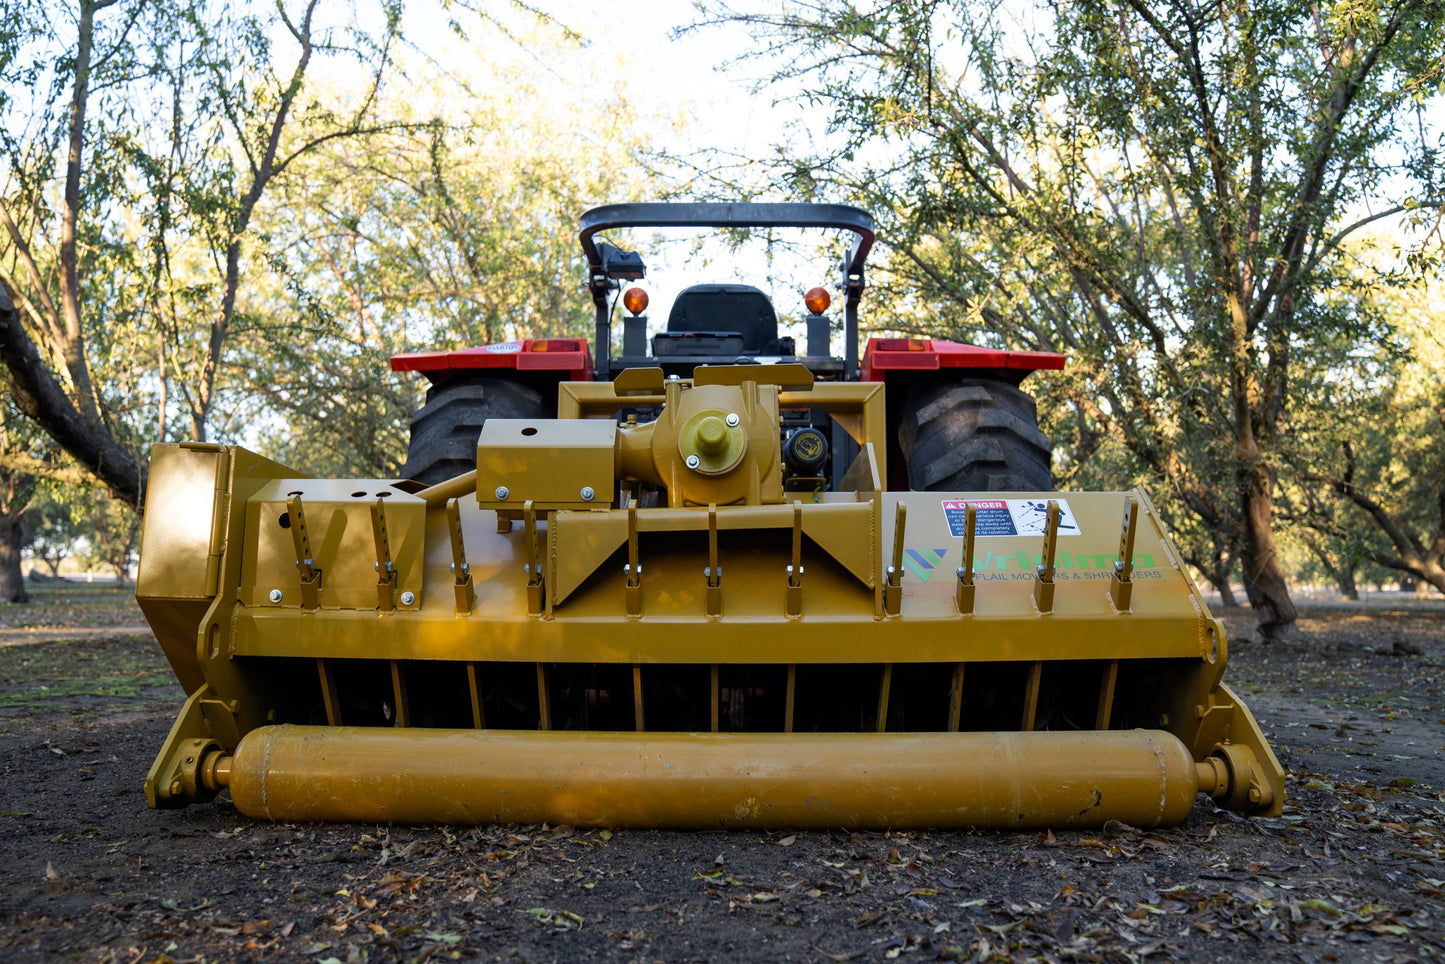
[400, 591, 416, 606]
[725, 412, 740, 427]
[580, 486, 595, 502]
[1247, 786, 1262, 805]
[268, 589, 283, 604]
[494, 486, 510, 501]
[686, 454, 701, 469]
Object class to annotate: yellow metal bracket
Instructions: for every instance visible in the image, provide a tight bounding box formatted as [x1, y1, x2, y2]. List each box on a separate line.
[447, 500, 475, 616]
[286, 494, 320, 610]
[954, 502, 977, 615]
[625, 504, 642, 617]
[524, 501, 543, 616]
[885, 501, 906, 616]
[144, 688, 223, 808]
[202, 448, 231, 596]
[466, 663, 486, 728]
[371, 497, 397, 612]
[1032, 499, 1060, 614]
[705, 504, 722, 617]
[1111, 496, 1139, 612]
[317, 658, 342, 724]
[786, 503, 804, 617]
[390, 660, 410, 726]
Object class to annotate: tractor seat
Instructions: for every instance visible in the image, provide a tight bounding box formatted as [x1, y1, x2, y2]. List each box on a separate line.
[666, 284, 779, 353]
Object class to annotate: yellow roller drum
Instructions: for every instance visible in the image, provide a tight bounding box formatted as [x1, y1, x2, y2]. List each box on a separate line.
[225, 727, 1207, 829]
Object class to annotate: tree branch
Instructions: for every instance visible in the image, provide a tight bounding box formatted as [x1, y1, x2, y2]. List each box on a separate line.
[0, 286, 144, 508]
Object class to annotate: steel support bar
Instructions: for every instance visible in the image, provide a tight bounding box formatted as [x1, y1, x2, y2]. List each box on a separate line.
[222, 727, 1213, 829]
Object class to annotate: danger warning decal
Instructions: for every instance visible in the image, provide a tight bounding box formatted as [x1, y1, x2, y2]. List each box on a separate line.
[942, 499, 1081, 538]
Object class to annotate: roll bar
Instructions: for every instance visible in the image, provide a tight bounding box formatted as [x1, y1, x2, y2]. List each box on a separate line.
[578, 203, 875, 379]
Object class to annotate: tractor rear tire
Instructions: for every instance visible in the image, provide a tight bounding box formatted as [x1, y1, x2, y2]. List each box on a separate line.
[899, 377, 1053, 491]
[402, 375, 547, 486]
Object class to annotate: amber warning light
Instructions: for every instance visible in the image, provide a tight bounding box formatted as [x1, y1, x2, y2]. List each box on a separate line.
[623, 287, 649, 315]
[804, 287, 831, 315]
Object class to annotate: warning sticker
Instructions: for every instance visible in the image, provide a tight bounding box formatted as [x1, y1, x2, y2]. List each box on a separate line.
[942, 499, 1081, 538]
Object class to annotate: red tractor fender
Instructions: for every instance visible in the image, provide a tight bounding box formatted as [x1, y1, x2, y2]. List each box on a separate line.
[861, 337, 1065, 383]
[391, 339, 594, 383]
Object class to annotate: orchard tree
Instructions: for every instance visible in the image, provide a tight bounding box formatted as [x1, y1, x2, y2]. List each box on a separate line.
[0, 0, 403, 508]
[1289, 279, 1445, 593]
[0, 402, 41, 602]
[26, 493, 83, 579]
[715, 0, 1445, 637]
[232, 20, 651, 478]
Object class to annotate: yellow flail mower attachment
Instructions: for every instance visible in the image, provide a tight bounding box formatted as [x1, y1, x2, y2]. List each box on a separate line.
[135, 366, 1282, 828]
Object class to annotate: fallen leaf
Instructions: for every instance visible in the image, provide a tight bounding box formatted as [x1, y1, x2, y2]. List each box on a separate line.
[1297, 898, 1345, 918]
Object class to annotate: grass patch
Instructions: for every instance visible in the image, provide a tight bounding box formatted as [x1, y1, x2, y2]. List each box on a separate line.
[0, 583, 144, 631]
[0, 634, 178, 731]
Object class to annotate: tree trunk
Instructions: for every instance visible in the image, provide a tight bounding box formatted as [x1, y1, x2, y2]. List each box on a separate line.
[1304, 538, 1359, 600]
[1238, 458, 1297, 639]
[1215, 574, 1240, 609]
[0, 288, 145, 508]
[1207, 534, 1240, 609]
[57, 0, 106, 426]
[0, 513, 28, 603]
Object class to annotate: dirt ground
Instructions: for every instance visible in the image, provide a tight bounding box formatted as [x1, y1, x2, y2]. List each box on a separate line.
[0, 585, 1441, 963]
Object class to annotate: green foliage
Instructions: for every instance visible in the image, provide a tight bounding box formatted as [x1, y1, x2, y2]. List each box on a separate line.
[230, 28, 650, 476]
[717, 0, 1444, 624]
[24, 496, 82, 577]
[68, 487, 139, 585]
[1285, 271, 1445, 589]
[2, 1, 649, 490]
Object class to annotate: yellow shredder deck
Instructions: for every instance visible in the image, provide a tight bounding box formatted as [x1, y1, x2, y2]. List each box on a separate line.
[134, 368, 1283, 827]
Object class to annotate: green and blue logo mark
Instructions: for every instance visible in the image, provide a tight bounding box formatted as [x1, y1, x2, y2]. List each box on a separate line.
[902, 548, 949, 582]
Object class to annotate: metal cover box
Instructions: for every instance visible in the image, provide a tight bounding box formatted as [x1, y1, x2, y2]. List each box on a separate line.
[477, 419, 617, 510]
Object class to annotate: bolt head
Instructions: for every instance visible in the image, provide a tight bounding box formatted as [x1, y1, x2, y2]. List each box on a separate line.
[725, 412, 740, 427]
[1247, 786, 1262, 804]
[400, 591, 416, 606]
[494, 486, 509, 501]
[268, 589, 283, 603]
[580, 486, 595, 501]
[685, 454, 701, 469]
